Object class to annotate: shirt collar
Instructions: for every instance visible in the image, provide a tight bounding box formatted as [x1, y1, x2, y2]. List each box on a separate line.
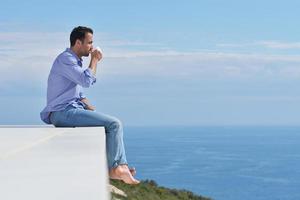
[66, 48, 83, 62]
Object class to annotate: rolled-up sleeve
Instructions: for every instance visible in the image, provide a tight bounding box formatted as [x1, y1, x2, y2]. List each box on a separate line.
[58, 55, 96, 88]
[79, 90, 86, 99]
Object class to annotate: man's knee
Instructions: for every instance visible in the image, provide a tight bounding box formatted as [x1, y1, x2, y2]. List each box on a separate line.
[108, 118, 122, 131]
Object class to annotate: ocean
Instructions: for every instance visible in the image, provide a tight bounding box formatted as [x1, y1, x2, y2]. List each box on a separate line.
[123, 126, 300, 200]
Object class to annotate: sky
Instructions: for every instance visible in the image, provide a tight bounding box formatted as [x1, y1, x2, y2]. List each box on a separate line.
[1, 0, 300, 126]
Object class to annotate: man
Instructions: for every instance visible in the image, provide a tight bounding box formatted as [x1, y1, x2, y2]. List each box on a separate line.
[40, 26, 139, 185]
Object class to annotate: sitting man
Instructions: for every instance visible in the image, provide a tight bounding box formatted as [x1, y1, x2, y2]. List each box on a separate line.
[40, 26, 139, 185]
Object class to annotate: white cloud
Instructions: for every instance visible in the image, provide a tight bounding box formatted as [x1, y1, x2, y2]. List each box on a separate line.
[258, 41, 300, 49]
[102, 40, 162, 47]
[1, 31, 300, 89]
[218, 40, 300, 49]
[98, 51, 300, 79]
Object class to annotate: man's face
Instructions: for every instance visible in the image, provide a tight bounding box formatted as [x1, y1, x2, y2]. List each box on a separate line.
[79, 32, 93, 57]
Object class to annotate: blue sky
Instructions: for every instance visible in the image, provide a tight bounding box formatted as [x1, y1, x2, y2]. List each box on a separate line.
[1, 0, 300, 126]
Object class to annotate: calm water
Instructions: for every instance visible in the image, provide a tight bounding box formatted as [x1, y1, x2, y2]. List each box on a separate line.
[123, 126, 300, 200]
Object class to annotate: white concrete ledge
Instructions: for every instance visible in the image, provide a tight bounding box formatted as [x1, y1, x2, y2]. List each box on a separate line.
[0, 126, 109, 200]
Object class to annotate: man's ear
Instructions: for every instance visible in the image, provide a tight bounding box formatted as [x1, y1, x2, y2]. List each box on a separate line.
[75, 39, 82, 46]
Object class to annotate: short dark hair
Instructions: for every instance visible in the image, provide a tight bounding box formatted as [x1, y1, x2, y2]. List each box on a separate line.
[70, 26, 93, 46]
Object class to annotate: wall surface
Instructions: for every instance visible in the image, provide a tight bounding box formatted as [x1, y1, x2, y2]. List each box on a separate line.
[0, 126, 109, 200]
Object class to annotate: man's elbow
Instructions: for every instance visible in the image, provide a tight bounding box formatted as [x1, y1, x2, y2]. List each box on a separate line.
[81, 78, 96, 88]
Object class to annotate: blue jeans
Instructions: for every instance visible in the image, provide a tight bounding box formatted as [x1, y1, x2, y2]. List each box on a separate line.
[49, 104, 128, 170]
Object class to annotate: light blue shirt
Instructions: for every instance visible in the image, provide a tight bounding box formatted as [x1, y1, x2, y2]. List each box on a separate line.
[40, 48, 96, 124]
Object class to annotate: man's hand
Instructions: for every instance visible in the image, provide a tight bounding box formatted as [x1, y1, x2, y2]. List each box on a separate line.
[86, 104, 96, 111]
[91, 47, 102, 62]
[89, 48, 102, 76]
[80, 98, 96, 111]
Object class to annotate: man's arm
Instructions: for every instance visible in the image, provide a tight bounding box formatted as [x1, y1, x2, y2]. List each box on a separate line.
[89, 48, 102, 76]
[80, 48, 102, 111]
[79, 48, 102, 111]
[59, 57, 96, 88]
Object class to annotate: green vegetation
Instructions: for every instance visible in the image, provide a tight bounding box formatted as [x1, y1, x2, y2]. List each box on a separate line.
[110, 179, 212, 200]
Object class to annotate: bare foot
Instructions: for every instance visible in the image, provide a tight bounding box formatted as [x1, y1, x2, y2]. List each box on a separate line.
[129, 167, 136, 176]
[109, 165, 136, 177]
[120, 165, 136, 176]
[109, 165, 140, 185]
